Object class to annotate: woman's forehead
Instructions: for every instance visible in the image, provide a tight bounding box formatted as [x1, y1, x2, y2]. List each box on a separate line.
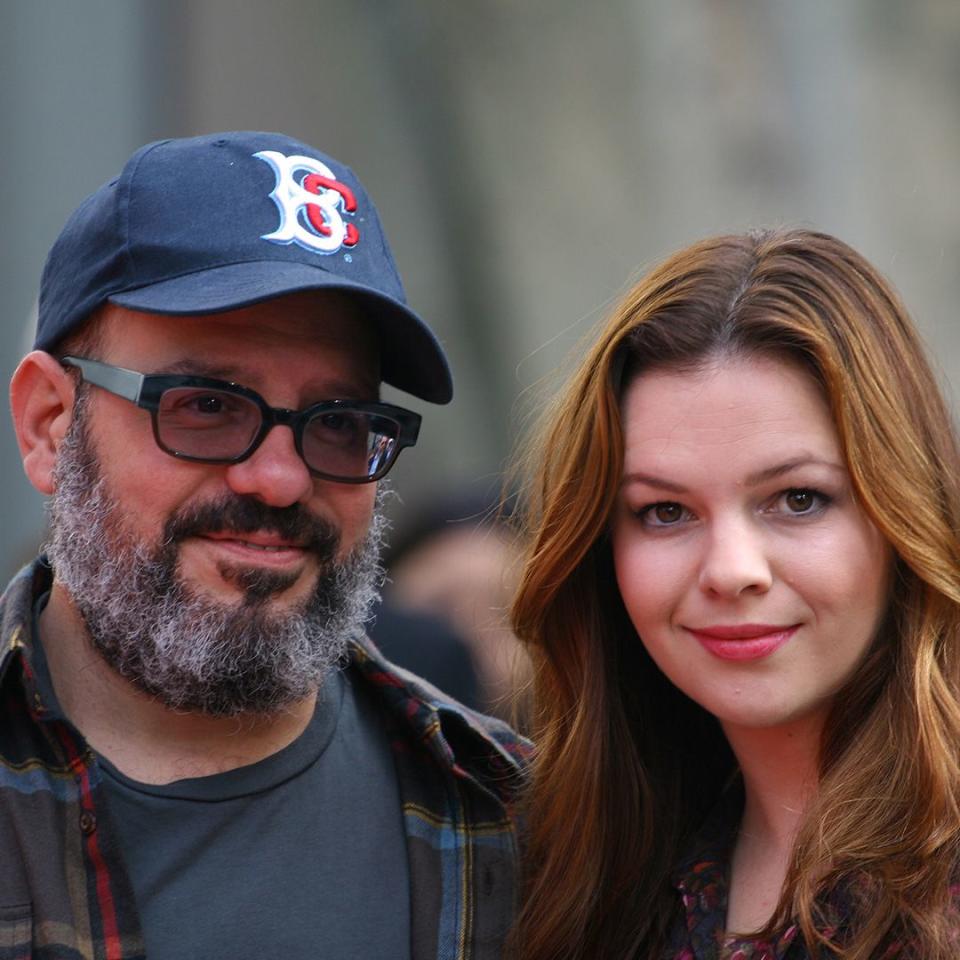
[619, 355, 842, 472]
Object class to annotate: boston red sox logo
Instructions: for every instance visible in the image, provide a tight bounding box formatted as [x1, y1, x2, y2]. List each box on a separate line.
[255, 150, 360, 254]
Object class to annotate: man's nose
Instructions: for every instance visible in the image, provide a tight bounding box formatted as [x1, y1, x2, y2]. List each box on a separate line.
[224, 423, 314, 507]
[697, 518, 773, 599]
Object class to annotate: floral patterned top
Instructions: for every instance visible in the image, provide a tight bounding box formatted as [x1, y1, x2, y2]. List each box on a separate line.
[664, 784, 930, 960]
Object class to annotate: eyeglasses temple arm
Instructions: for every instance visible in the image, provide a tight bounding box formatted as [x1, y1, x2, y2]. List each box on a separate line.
[60, 356, 146, 404]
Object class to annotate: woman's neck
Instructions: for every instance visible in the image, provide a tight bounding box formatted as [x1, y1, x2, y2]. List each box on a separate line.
[722, 714, 823, 936]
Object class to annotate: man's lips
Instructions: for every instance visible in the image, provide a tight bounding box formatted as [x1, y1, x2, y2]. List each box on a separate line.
[685, 623, 800, 661]
[191, 532, 310, 565]
[200, 531, 306, 549]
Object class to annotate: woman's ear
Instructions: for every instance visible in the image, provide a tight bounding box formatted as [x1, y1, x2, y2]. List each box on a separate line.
[9, 351, 78, 495]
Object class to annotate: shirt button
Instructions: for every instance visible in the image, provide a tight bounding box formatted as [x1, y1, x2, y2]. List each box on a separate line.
[33, 692, 45, 713]
[79, 811, 97, 834]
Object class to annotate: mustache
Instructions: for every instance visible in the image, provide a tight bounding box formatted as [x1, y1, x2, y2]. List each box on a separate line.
[162, 496, 341, 562]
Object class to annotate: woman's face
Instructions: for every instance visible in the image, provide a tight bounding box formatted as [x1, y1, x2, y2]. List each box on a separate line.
[610, 354, 891, 737]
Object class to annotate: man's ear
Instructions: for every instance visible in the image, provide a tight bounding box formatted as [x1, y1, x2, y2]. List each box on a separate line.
[9, 351, 78, 495]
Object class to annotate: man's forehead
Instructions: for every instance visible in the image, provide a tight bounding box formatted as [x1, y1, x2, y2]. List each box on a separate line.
[97, 291, 378, 357]
[90, 294, 380, 398]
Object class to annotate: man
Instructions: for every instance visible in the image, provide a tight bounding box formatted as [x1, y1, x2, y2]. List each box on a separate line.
[2, 131, 527, 959]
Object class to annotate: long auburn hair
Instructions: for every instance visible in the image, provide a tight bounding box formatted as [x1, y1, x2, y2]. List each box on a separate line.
[509, 228, 960, 958]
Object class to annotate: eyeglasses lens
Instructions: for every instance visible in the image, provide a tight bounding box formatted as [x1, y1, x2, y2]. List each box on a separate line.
[302, 411, 399, 480]
[156, 387, 399, 480]
[157, 387, 262, 460]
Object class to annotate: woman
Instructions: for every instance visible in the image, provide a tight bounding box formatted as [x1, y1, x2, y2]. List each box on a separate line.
[510, 229, 960, 958]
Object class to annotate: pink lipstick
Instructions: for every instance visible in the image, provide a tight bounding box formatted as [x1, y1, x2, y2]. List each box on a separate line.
[686, 624, 799, 661]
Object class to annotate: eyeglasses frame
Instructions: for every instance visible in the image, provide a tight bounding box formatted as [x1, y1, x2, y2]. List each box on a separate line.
[60, 355, 421, 484]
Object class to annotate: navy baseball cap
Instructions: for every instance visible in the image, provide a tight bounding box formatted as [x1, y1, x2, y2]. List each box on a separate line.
[36, 131, 452, 404]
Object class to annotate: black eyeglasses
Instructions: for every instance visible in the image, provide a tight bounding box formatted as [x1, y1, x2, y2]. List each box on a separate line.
[61, 356, 421, 484]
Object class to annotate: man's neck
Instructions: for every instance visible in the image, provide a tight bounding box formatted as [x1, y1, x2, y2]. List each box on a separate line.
[39, 582, 318, 785]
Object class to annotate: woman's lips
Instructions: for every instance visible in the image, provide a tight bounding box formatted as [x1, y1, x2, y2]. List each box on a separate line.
[685, 624, 800, 661]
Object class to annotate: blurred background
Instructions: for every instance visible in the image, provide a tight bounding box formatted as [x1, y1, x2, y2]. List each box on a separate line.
[2, 1, 958, 710]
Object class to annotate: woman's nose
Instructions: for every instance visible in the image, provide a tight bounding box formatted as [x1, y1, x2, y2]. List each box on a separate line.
[697, 519, 773, 599]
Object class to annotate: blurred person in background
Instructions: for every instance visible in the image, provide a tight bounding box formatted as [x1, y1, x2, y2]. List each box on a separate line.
[509, 229, 960, 959]
[371, 494, 530, 721]
[2, 131, 527, 960]
[370, 592, 482, 709]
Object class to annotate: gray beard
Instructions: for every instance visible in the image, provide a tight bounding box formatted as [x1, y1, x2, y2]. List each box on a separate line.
[45, 393, 386, 717]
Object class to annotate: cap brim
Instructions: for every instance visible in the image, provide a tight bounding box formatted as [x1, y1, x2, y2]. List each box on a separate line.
[109, 260, 452, 404]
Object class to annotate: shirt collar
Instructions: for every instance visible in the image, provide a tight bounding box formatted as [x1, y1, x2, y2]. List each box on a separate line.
[348, 632, 529, 801]
[0, 557, 56, 718]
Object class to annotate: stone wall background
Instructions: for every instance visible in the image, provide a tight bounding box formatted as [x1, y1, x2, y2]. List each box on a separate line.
[2, 0, 958, 578]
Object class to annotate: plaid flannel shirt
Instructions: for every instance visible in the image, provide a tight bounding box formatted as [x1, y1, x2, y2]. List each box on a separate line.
[0, 558, 530, 960]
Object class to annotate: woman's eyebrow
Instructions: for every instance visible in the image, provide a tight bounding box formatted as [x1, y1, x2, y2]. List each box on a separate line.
[744, 457, 846, 486]
[620, 473, 688, 493]
[622, 457, 846, 492]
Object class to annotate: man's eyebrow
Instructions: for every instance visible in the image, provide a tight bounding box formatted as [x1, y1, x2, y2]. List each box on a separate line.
[621, 457, 846, 492]
[152, 359, 379, 400]
[155, 359, 236, 379]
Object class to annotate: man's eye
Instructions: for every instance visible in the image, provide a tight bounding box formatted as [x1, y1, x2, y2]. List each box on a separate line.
[159, 389, 254, 427]
[178, 392, 250, 418]
[320, 412, 355, 433]
[193, 394, 225, 414]
[309, 411, 366, 448]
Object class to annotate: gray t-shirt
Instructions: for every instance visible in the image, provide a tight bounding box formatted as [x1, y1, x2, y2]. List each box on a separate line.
[32, 615, 411, 959]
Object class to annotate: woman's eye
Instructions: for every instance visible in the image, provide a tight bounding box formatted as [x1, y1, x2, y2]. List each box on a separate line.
[778, 488, 829, 515]
[638, 502, 688, 526]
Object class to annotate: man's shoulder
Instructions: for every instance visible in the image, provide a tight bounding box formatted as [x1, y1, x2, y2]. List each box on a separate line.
[347, 632, 532, 790]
